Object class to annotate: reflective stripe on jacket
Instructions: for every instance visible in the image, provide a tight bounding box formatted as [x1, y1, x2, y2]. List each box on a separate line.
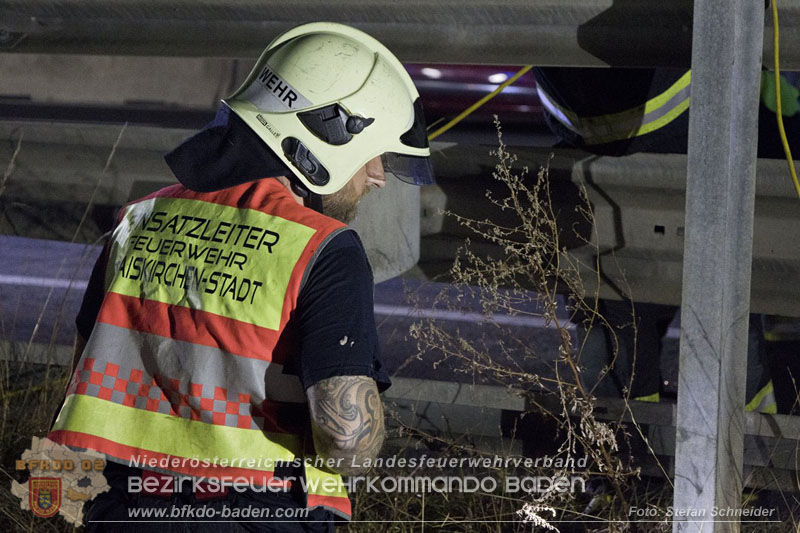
[50, 178, 353, 519]
[763, 315, 800, 342]
[536, 70, 691, 146]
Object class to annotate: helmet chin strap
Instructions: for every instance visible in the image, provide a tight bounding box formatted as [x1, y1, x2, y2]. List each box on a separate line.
[289, 177, 324, 214]
[308, 191, 323, 214]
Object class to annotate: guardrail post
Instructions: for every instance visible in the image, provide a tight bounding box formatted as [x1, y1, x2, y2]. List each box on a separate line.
[673, 0, 764, 531]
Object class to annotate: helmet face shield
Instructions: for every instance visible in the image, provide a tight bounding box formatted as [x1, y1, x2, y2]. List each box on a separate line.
[382, 152, 435, 186]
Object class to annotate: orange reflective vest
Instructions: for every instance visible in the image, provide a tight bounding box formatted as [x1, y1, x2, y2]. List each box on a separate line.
[50, 178, 353, 519]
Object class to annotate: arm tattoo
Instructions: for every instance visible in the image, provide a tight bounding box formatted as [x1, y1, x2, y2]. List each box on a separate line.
[307, 376, 385, 474]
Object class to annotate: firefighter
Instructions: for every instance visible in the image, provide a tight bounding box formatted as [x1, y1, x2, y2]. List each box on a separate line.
[49, 22, 434, 531]
[534, 66, 796, 411]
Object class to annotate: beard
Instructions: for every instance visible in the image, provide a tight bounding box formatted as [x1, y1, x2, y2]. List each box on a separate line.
[321, 180, 363, 224]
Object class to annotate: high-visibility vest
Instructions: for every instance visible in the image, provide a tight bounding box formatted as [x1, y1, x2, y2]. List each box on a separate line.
[536, 70, 691, 146]
[50, 178, 354, 519]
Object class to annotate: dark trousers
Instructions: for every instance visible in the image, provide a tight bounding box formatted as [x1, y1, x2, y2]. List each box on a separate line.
[577, 300, 673, 399]
[577, 300, 769, 402]
[765, 339, 800, 414]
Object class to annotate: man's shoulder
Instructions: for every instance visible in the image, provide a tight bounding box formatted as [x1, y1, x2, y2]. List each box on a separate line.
[301, 228, 371, 296]
[321, 228, 365, 253]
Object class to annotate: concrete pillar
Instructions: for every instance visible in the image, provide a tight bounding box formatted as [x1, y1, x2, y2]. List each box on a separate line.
[351, 176, 420, 283]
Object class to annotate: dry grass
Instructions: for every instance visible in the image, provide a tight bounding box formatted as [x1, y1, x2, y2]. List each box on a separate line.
[358, 120, 798, 531]
[0, 362, 73, 532]
[384, 120, 641, 531]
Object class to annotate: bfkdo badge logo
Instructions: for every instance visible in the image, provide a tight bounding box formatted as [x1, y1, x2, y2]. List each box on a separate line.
[30, 478, 62, 518]
[11, 437, 111, 525]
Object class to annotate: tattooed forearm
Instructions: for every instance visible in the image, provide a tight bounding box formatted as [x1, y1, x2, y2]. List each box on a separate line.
[306, 376, 385, 475]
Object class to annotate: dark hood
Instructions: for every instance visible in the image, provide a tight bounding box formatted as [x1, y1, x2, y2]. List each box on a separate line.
[164, 106, 292, 192]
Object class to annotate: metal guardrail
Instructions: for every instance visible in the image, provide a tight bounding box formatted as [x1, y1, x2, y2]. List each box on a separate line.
[426, 144, 800, 317]
[2, 121, 799, 315]
[384, 377, 800, 492]
[1, 1, 800, 68]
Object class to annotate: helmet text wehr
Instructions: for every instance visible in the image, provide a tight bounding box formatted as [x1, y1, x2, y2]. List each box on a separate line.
[258, 67, 299, 108]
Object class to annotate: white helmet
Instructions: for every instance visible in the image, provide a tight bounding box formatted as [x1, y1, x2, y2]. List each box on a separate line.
[223, 22, 434, 195]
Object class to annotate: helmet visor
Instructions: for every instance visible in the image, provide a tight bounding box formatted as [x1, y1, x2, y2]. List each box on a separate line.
[381, 152, 436, 186]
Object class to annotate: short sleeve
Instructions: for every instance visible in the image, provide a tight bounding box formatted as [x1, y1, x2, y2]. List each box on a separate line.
[293, 230, 391, 392]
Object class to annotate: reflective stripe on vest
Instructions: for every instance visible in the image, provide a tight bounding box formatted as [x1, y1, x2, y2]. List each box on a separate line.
[537, 70, 692, 146]
[50, 179, 352, 519]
